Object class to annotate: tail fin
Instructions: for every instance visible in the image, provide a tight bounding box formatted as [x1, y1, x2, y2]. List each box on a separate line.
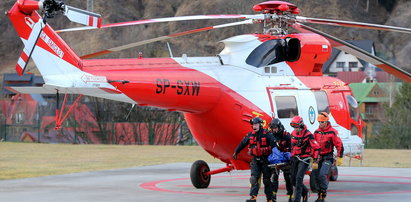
[7, 1, 135, 104]
[15, 19, 44, 76]
[7, 0, 102, 78]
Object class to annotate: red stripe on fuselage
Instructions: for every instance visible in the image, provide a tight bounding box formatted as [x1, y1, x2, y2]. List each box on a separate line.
[297, 76, 352, 130]
[82, 58, 269, 169]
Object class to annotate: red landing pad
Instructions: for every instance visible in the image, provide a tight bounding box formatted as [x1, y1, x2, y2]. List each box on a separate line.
[140, 173, 411, 198]
[1, 163, 411, 201]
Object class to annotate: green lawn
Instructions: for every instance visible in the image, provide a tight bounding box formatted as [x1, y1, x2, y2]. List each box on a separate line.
[1, 142, 410, 180]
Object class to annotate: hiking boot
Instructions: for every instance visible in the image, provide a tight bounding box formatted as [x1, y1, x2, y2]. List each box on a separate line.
[302, 191, 310, 202]
[246, 195, 257, 202]
[287, 194, 293, 202]
[315, 191, 327, 202]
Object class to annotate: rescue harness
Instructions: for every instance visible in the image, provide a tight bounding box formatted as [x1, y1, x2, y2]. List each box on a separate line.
[248, 132, 272, 157]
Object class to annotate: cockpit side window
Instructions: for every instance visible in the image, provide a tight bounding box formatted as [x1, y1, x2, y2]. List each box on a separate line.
[246, 39, 285, 67]
[313, 91, 330, 114]
[346, 95, 359, 120]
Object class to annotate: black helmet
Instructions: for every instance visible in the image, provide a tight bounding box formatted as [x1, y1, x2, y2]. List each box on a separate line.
[269, 118, 282, 129]
[250, 117, 263, 125]
[270, 118, 284, 132]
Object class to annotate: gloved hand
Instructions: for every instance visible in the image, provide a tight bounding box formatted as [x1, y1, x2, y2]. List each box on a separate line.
[336, 157, 343, 166]
[232, 153, 237, 160]
[312, 162, 319, 170]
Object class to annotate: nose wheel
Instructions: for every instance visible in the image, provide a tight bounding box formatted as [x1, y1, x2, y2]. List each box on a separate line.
[190, 160, 211, 188]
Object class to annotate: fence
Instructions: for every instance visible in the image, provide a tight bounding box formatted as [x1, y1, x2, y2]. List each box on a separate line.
[0, 95, 195, 145]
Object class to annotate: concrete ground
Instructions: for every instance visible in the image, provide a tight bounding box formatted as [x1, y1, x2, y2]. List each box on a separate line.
[1, 163, 411, 202]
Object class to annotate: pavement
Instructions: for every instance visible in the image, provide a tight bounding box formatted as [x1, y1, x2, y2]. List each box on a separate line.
[1, 163, 411, 202]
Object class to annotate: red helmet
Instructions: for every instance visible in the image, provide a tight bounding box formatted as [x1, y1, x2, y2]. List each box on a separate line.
[290, 116, 304, 128]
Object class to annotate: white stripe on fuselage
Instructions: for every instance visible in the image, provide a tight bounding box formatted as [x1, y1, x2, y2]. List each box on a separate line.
[177, 56, 361, 154]
[20, 37, 135, 104]
[172, 33, 362, 154]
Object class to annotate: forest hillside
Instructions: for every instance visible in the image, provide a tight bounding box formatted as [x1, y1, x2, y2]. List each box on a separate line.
[0, 0, 410, 74]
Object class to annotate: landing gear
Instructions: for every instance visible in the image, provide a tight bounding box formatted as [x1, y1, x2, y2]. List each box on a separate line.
[190, 160, 211, 188]
[190, 160, 235, 189]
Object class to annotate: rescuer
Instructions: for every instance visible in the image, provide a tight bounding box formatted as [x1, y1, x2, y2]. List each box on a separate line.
[313, 112, 344, 202]
[269, 118, 293, 202]
[233, 117, 277, 202]
[289, 116, 320, 202]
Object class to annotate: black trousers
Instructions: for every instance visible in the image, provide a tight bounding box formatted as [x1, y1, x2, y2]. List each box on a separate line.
[290, 156, 310, 202]
[318, 154, 334, 192]
[250, 157, 273, 200]
[271, 163, 293, 197]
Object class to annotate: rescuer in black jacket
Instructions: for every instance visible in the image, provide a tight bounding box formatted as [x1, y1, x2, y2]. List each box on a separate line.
[269, 118, 293, 202]
[233, 117, 277, 202]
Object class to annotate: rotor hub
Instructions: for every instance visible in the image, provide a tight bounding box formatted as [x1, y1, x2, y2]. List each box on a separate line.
[253, 1, 299, 35]
[253, 1, 300, 14]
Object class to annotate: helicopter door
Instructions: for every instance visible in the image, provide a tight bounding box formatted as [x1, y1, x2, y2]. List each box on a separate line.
[268, 89, 318, 132]
[296, 90, 319, 132]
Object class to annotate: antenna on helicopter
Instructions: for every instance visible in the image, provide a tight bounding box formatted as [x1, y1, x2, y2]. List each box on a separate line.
[166, 42, 174, 58]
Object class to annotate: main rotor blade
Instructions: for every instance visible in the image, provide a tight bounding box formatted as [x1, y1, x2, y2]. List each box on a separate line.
[57, 14, 262, 33]
[64, 5, 102, 28]
[292, 23, 411, 83]
[80, 19, 254, 59]
[296, 16, 411, 34]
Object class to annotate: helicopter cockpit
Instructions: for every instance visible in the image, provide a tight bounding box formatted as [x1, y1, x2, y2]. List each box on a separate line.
[245, 38, 300, 68]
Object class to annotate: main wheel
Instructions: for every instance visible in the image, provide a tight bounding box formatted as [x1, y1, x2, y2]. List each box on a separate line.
[309, 169, 320, 193]
[329, 165, 338, 181]
[190, 160, 211, 188]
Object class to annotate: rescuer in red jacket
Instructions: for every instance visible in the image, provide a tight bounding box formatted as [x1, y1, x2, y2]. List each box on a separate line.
[289, 116, 320, 202]
[233, 117, 277, 202]
[313, 112, 344, 202]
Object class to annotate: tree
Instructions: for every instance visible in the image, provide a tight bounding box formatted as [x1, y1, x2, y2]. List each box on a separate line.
[369, 83, 411, 149]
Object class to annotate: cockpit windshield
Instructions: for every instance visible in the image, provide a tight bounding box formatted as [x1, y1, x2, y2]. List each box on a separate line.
[246, 39, 286, 67]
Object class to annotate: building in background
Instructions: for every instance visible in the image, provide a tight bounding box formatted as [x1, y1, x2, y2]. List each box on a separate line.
[349, 82, 402, 145]
[323, 40, 376, 76]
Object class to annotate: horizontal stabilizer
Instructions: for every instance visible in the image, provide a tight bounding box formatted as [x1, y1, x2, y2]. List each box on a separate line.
[6, 84, 122, 95]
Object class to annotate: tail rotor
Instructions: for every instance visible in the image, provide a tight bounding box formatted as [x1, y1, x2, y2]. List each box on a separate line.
[13, 0, 102, 76]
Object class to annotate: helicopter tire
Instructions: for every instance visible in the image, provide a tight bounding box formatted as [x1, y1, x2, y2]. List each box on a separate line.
[329, 165, 338, 181]
[190, 160, 211, 188]
[309, 169, 320, 193]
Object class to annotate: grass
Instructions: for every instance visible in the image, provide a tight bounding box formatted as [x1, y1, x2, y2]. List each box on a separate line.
[1, 142, 411, 180]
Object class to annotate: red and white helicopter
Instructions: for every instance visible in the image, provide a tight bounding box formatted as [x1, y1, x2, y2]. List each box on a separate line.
[7, 0, 411, 188]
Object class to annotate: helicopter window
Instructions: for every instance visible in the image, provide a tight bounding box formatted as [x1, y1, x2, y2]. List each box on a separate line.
[246, 39, 285, 67]
[264, 66, 277, 74]
[346, 95, 359, 120]
[313, 91, 330, 114]
[336, 62, 345, 69]
[275, 96, 298, 118]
